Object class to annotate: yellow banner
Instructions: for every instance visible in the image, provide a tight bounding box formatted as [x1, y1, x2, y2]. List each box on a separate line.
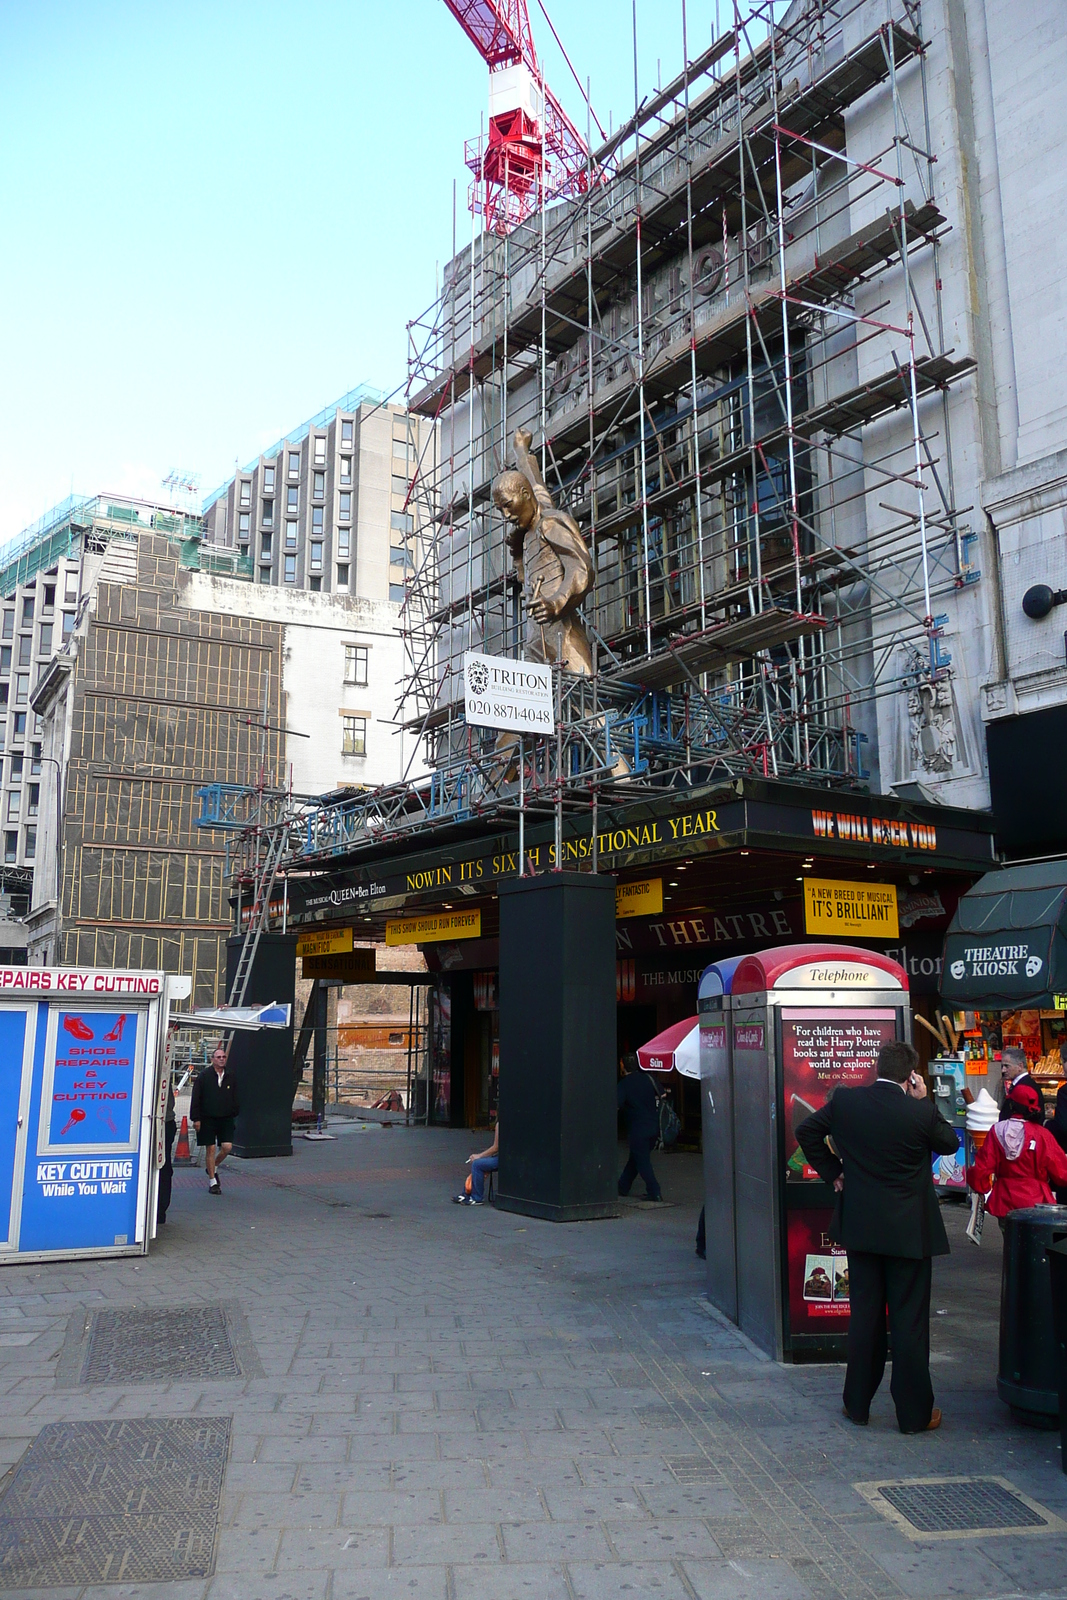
[616, 877, 663, 919]
[295, 927, 354, 959]
[804, 878, 899, 938]
[386, 910, 481, 946]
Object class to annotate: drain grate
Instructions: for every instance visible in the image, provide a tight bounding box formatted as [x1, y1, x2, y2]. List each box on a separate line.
[84, 1306, 240, 1383]
[0, 1417, 230, 1588]
[665, 1454, 721, 1483]
[56, 1303, 262, 1387]
[855, 1476, 1067, 1542]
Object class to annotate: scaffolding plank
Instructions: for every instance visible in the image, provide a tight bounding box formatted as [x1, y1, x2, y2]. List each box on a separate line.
[603, 609, 830, 691]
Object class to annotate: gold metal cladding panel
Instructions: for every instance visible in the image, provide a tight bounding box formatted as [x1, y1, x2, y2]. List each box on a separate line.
[68, 848, 226, 926]
[87, 627, 279, 710]
[79, 777, 212, 849]
[69, 702, 281, 779]
[62, 928, 225, 1009]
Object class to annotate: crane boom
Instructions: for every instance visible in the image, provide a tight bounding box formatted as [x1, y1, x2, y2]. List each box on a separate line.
[441, 0, 594, 233]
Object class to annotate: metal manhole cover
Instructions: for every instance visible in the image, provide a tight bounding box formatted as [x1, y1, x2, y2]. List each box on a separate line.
[56, 1302, 262, 1387]
[0, 1417, 230, 1587]
[665, 1454, 720, 1482]
[855, 1476, 1067, 1542]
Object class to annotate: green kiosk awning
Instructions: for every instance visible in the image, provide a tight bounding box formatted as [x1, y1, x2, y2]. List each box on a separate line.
[941, 861, 1067, 1008]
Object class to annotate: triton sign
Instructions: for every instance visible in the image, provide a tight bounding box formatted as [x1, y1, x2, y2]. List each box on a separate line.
[464, 651, 554, 734]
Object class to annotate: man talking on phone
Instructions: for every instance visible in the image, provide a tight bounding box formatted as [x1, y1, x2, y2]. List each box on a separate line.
[796, 1039, 958, 1434]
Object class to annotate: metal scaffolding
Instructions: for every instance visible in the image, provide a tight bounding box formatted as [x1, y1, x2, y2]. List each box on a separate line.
[219, 0, 978, 890]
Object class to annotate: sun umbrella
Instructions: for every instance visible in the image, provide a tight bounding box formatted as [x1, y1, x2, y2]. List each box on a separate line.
[637, 1016, 700, 1079]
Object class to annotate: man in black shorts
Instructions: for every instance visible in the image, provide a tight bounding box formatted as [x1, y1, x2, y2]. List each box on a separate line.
[190, 1044, 240, 1196]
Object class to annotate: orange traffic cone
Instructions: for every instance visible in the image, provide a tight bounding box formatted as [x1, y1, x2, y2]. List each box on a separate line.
[173, 1115, 192, 1165]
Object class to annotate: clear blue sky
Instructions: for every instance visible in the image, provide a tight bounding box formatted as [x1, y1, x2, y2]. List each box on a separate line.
[0, 0, 725, 545]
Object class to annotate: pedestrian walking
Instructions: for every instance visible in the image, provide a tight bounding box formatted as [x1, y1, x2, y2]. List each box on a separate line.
[998, 1045, 1040, 1120]
[1048, 1083, 1067, 1204]
[968, 1082, 1067, 1222]
[617, 1054, 661, 1202]
[157, 1076, 177, 1224]
[190, 1044, 240, 1197]
[795, 1039, 957, 1433]
[453, 1121, 498, 1207]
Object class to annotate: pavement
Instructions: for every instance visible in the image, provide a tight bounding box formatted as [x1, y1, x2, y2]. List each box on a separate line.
[0, 1123, 1065, 1600]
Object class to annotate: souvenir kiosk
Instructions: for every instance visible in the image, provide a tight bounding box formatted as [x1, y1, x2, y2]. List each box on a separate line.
[701, 943, 910, 1361]
[0, 966, 188, 1265]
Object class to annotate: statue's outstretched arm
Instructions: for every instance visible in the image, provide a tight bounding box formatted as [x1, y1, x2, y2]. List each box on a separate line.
[513, 428, 555, 518]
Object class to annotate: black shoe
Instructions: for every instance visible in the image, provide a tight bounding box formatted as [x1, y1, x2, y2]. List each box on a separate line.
[642, 1193, 663, 1202]
[157, 1215, 167, 1226]
[695, 1247, 706, 1259]
[209, 1178, 221, 1196]
[842, 1406, 868, 1426]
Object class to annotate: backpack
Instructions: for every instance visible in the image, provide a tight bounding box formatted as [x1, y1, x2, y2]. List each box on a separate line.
[657, 1093, 681, 1149]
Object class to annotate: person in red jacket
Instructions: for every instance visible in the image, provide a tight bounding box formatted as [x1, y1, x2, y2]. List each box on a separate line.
[967, 1083, 1067, 1226]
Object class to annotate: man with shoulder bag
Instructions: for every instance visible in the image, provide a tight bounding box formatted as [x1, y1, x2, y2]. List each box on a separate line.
[796, 1039, 958, 1434]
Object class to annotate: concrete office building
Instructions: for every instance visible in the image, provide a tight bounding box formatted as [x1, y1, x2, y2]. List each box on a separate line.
[202, 386, 435, 604]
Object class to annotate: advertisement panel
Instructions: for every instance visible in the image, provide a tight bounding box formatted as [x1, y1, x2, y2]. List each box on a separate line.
[44, 1011, 141, 1151]
[803, 878, 899, 938]
[781, 1008, 897, 1179]
[464, 651, 554, 734]
[786, 1209, 850, 1333]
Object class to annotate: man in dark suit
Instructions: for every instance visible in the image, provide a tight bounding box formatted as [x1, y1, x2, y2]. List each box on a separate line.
[998, 1046, 1040, 1121]
[617, 1055, 662, 1201]
[796, 1039, 957, 1433]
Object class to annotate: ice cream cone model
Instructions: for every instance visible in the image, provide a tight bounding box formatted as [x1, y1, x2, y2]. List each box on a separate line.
[970, 1129, 989, 1151]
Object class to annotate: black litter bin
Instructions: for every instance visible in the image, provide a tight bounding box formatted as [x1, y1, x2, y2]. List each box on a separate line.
[1048, 1236, 1067, 1474]
[999, 1205, 1067, 1427]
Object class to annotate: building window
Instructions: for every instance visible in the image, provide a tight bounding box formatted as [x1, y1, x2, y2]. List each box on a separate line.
[337, 564, 349, 587]
[263, 465, 275, 492]
[21, 598, 34, 626]
[313, 472, 325, 501]
[64, 572, 78, 603]
[390, 510, 414, 534]
[239, 481, 251, 507]
[15, 675, 28, 705]
[288, 451, 300, 478]
[12, 713, 25, 738]
[312, 507, 324, 535]
[0, 647, 9, 675]
[259, 567, 271, 584]
[7, 792, 19, 820]
[284, 554, 297, 584]
[30, 745, 40, 775]
[0, 685, 8, 708]
[344, 644, 368, 685]
[314, 437, 326, 466]
[3, 833, 15, 865]
[18, 635, 31, 666]
[391, 475, 409, 497]
[340, 457, 352, 485]
[341, 419, 354, 447]
[310, 575, 322, 592]
[338, 492, 351, 521]
[62, 612, 75, 640]
[336, 534, 350, 560]
[342, 715, 367, 756]
[310, 543, 323, 572]
[389, 583, 407, 603]
[261, 534, 272, 557]
[23, 827, 35, 861]
[11, 755, 23, 780]
[27, 784, 39, 817]
[43, 585, 55, 612]
[38, 624, 52, 657]
[390, 546, 413, 569]
[238, 512, 250, 539]
[262, 500, 274, 528]
[2, 613, 12, 641]
[392, 436, 413, 460]
[285, 521, 298, 549]
[286, 486, 298, 515]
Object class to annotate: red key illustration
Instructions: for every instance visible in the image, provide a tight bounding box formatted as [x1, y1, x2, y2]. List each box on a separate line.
[102, 1014, 127, 1042]
[59, 1108, 86, 1136]
[63, 1016, 94, 1041]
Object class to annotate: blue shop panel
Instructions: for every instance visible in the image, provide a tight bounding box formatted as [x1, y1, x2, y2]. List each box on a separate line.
[19, 1004, 144, 1254]
[0, 1008, 33, 1247]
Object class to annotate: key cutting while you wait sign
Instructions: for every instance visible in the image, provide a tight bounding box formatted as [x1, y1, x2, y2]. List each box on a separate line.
[464, 651, 554, 734]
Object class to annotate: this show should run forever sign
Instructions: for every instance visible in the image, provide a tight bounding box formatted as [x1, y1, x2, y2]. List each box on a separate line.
[464, 651, 554, 734]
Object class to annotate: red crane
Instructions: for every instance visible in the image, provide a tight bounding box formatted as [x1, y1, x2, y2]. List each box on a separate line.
[442, 0, 594, 233]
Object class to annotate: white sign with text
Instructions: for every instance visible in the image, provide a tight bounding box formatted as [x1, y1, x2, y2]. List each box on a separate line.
[464, 651, 554, 734]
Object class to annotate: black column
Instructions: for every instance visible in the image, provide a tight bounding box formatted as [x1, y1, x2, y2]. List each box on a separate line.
[496, 872, 618, 1222]
[225, 931, 296, 1158]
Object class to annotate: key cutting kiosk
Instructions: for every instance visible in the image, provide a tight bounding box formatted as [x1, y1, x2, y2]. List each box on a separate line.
[705, 943, 910, 1361]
